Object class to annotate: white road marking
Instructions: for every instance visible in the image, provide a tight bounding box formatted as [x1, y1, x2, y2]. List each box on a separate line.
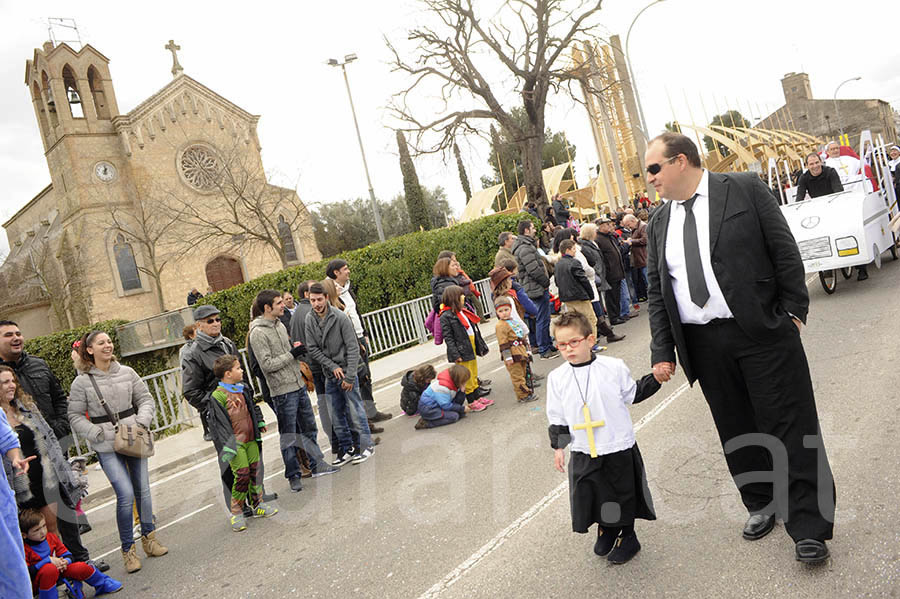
[91, 503, 215, 560]
[418, 381, 691, 598]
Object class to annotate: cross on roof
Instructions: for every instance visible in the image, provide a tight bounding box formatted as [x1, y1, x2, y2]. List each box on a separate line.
[165, 39, 183, 78]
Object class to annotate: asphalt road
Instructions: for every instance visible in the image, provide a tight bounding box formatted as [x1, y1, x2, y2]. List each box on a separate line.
[75, 260, 900, 598]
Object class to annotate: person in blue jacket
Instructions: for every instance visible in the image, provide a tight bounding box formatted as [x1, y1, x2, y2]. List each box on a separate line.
[414, 365, 472, 429]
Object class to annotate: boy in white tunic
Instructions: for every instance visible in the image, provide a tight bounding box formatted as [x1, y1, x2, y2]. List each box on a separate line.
[547, 312, 663, 564]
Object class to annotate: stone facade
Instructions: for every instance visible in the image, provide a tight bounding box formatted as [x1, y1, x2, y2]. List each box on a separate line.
[757, 72, 897, 151]
[1, 41, 320, 336]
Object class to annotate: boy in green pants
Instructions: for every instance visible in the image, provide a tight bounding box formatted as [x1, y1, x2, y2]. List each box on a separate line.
[210, 355, 277, 531]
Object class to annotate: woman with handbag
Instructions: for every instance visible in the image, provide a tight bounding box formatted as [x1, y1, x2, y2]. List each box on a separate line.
[67, 331, 168, 574]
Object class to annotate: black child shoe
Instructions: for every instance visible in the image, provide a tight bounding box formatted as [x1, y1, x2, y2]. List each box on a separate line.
[607, 532, 641, 564]
[594, 526, 620, 557]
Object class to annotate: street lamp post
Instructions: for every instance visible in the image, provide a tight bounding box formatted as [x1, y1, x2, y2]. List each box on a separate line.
[833, 76, 861, 137]
[624, 0, 666, 204]
[328, 54, 385, 242]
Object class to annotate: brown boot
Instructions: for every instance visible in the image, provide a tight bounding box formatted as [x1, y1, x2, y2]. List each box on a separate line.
[297, 448, 312, 478]
[141, 530, 168, 557]
[122, 544, 141, 573]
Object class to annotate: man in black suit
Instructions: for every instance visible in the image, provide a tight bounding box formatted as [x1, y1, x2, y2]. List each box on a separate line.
[644, 133, 835, 563]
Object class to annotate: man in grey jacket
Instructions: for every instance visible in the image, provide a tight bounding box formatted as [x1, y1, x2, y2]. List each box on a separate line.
[512, 220, 558, 359]
[304, 283, 374, 466]
[249, 290, 338, 493]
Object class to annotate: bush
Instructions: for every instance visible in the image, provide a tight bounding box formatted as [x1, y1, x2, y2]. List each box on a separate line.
[198, 213, 540, 346]
[23, 320, 174, 392]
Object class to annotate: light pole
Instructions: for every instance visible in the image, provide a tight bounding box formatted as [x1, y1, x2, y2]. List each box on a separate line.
[833, 76, 861, 137]
[625, 0, 666, 203]
[327, 53, 385, 242]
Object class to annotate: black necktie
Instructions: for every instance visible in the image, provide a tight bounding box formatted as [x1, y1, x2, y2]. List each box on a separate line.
[682, 194, 710, 308]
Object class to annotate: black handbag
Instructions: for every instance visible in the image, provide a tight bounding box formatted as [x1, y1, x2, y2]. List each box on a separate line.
[88, 374, 154, 458]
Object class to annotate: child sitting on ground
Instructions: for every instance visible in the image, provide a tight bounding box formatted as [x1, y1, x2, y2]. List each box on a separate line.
[494, 297, 538, 403]
[210, 355, 278, 532]
[438, 285, 493, 409]
[21, 508, 122, 598]
[400, 364, 436, 416]
[546, 312, 664, 565]
[415, 364, 472, 428]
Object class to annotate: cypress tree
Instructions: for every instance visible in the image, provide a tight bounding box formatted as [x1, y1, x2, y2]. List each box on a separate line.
[396, 130, 431, 231]
[454, 142, 472, 203]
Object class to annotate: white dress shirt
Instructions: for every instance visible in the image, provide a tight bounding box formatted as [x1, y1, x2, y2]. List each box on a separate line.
[664, 170, 735, 325]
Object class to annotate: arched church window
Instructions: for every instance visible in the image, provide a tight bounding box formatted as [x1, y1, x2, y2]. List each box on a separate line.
[62, 65, 84, 119]
[277, 215, 298, 263]
[113, 233, 142, 291]
[42, 71, 59, 128]
[179, 145, 220, 191]
[31, 82, 51, 141]
[88, 66, 110, 120]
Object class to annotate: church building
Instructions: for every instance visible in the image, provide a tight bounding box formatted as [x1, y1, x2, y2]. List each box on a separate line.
[0, 40, 320, 336]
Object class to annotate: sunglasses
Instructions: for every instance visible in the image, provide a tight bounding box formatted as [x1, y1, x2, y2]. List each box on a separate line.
[646, 156, 678, 175]
[205, 317, 222, 324]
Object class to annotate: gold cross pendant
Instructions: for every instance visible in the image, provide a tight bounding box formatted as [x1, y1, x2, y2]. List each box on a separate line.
[572, 404, 605, 458]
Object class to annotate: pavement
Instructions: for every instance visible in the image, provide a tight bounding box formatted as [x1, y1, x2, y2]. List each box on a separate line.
[74, 262, 900, 598]
[81, 327, 496, 507]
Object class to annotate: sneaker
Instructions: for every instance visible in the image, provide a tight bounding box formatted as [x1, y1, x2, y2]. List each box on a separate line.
[251, 502, 278, 518]
[262, 491, 279, 502]
[352, 446, 374, 464]
[289, 477, 303, 493]
[370, 410, 393, 422]
[531, 380, 542, 388]
[478, 397, 495, 406]
[592, 344, 607, 353]
[311, 464, 340, 478]
[478, 378, 492, 386]
[468, 399, 487, 412]
[333, 450, 355, 467]
[474, 386, 492, 398]
[540, 349, 560, 360]
[414, 418, 428, 430]
[518, 394, 539, 403]
[230, 514, 247, 532]
[532, 373, 545, 381]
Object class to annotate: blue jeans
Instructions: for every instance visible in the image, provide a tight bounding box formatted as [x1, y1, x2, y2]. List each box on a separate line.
[633, 266, 648, 300]
[272, 388, 326, 480]
[534, 290, 553, 353]
[619, 279, 632, 318]
[97, 452, 154, 551]
[326, 376, 372, 454]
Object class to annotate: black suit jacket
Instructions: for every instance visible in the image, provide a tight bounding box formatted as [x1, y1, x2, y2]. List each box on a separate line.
[646, 171, 809, 382]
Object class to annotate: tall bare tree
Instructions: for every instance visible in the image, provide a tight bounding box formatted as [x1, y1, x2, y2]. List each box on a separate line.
[0, 226, 71, 328]
[172, 145, 316, 268]
[387, 0, 604, 215]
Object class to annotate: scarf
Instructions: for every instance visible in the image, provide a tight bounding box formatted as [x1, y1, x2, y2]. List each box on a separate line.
[196, 330, 227, 350]
[439, 304, 480, 329]
[218, 382, 244, 394]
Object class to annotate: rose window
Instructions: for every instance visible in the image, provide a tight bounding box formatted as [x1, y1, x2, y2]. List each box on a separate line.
[180, 145, 219, 190]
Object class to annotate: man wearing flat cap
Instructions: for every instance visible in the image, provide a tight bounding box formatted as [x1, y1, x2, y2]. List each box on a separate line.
[182, 305, 276, 510]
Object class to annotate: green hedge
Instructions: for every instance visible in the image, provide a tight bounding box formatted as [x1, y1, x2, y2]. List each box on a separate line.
[199, 213, 541, 346]
[23, 320, 173, 392]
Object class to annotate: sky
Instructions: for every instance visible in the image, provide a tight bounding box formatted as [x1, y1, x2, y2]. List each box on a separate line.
[1, 0, 898, 259]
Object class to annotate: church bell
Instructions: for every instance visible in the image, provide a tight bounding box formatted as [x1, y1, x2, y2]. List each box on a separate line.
[67, 89, 81, 105]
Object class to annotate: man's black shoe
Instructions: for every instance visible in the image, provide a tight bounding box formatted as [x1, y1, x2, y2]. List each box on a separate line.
[368, 423, 385, 434]
[857, 267, 869, 281]
[609, 318, 627, 326]
[202, 432, 213, 442]
[607, 533, 641, 564]
[87, 559, 110, 573]
[795, 539, 829, 563]
[742, 513, 776, 540]
[606, 333, 626, 343]
[289, 477, 303, 493]
[370, 411, 393, 422]
[78, 522, 92, 535]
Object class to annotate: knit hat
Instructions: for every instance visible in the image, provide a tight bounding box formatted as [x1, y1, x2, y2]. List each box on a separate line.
[488, 266, 512, 290]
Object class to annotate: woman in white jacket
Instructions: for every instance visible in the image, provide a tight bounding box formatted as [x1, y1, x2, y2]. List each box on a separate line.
[67, 331, 168, 574]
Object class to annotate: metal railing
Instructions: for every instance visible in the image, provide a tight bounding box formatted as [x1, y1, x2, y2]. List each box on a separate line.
[362, 277, 494, 358]
[69, 278, 495, 458]
[116, 306, 196, 357]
